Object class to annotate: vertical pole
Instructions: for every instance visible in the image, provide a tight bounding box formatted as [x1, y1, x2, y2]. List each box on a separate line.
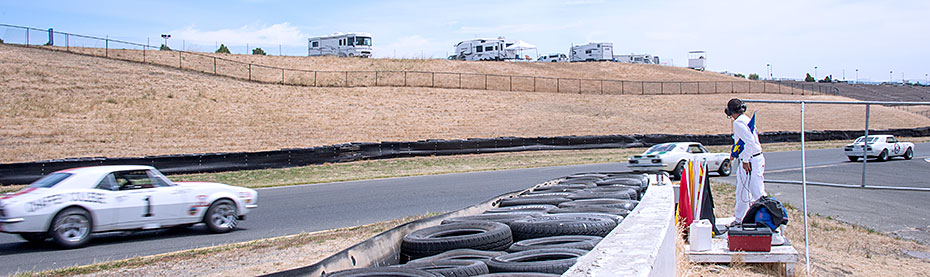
[178, 51, 182, 68]
[557, 78, 560, 93]
[679, 82, 682, 94]
[661, 82, 664, 94]
[105, 36, 108, 57]
[698, 82, 701, 94]
[282, 69, 285, 84]
[345, 71, 348, 87]
[800, 102, 811, 276]
[314, 71, 317, 87]
[714, 82, 717, 93]
[25, 28, 28, 47]
[485, 75, 488, 90]
[509, 76, 512, 91]
[213, 57, 217, 74]
[862, 104, 870, 188]
[620, 81, 624, 94]
[433, 72, 436, 88]
[533, 77, 537, 92]
[404, 72, 408, 87]
[459, 73, 462, 89]
[248, 64, 251, 81]
[731, 82, 734, 93]
[578, 79, 581, 94]
[600, 80, 603, 94]
[375, 71, 379, 86]
[143, 37, 146, 62]
[641, 81, 645, 95]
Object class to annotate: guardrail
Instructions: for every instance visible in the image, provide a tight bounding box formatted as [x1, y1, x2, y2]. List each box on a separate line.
[3, 127, 929, 185]
[0, 23, 834, 96]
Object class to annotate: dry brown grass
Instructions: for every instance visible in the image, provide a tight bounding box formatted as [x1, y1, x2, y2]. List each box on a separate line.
[678, 183, 930, 276]
[2, 43, 929, 163]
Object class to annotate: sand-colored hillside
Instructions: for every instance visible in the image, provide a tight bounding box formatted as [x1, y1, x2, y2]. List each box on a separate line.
[2, 44, 928, 162]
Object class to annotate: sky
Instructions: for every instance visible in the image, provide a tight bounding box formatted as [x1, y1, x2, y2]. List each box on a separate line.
[1, 0, 928, 83]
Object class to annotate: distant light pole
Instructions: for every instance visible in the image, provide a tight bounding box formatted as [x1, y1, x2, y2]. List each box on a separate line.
[842, 69, 845, 81]
[890, 70, 893, 83]
[161, 34, 171, 49]
[814, 66, 818, 80]
[855, 69, 859, 83]
[925, 73, 928, 85]
[766, 64, 772, 80]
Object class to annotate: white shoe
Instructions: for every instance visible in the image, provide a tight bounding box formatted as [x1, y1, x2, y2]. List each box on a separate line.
[771, 232, 785, 246]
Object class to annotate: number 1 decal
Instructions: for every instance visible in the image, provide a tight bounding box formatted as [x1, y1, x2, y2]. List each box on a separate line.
[144, 196, 153, 217]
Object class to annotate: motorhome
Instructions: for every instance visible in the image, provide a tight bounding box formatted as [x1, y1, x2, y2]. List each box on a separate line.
[614, 54, 660, 64]
[453, 37, 518, 61]
[688, 50, 706, 71]
[537, 53, 568, 62]
[308, 32, 372, 58]
[570, 42, 613, 62]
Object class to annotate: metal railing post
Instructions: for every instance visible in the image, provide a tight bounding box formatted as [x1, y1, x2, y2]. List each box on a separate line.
[25, 28, 28, 47]
[862, 104, 870, 188]
[105, 36, 108, 57]
[800, 101, 811, 276]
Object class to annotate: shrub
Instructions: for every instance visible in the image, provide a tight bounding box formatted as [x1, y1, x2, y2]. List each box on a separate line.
[216, 44, 231, 54]
[160, 44, 171, 51]
[819, 75, 833, 83]
[0, 38, 4, 43]
[805, 73, 815, 82]
[749, 73, 760, 80]
[735, 73, 746, 79]
[252, 47, 266, 55]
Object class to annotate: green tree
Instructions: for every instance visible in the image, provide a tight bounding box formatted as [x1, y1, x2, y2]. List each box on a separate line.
[820, 75, 833, 83]
[805, 73, 815, 82]
[160, 44, 171, 51]
[0, 38, 4, 43]
[749, 73, 760, 80]
[215, 44, 231, 54]
[735, 73, 746, 78]
[252, 47, 266, 55]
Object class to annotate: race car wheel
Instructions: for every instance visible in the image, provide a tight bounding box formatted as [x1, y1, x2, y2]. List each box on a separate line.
[718, 159, 731, 176]
[672, 160, 686, 180]
[205, 199, 239, 233]
[904, 147, 913, 160]
[50, 207, 92, 248]
[19, 232, 49, 243]
[878, 149, 888, 162]
[848, 156, 859, 162]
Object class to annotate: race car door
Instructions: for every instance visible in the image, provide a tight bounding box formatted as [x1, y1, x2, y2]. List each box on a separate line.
[112, 170, 189, 229]
[887, 136, 902, 156]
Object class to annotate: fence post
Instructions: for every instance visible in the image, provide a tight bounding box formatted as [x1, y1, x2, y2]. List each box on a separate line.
[143, 37, 146, 63]
[178, 51, 182, 69]
[679, 82, 683, 94]
[578, 79, 581, 94]
[641, 81, 645, 95]
[213, 57, 217, 74]
[600, 80, 604, 94]
[25, 28, 28, 47]
[661, 82, 664, 94]
[533, 77, 537, 92]
[731, 82, 734, 93]
[248, 64, 252, 81]
[66, 34, 70, 52]
[314, 71, 317, 87]
[557, 78, 560, 93]
[509, 75, 513, 91]
[485, 74, 488, 90]
[404, 71, 408, 87]
[105, 35, 108, 57]
[620, 81, 624, 94]
[459, 73, 462, 89]
[375, 71, 379, 86]
[282, 69, 285, 84]
[433, 72, 436, 88]
[345, 71, 349, 87]
[698, 82, 701, 94]
[748, 81, 751, 93]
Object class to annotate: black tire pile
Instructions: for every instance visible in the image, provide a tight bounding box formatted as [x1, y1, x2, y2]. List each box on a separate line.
[325, 173, 648, 277]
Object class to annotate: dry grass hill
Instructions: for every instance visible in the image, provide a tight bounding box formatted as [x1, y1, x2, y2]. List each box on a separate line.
[2, 43, 929, 163]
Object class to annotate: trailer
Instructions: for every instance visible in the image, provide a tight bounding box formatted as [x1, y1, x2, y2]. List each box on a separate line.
[688, 50, 706, 71]
[614, 54, 660, 65]
[453, 37, 518, 61]
[537, 53, 568, 62]
[570, 42, 613, 62]
[308, 32, 373, 58]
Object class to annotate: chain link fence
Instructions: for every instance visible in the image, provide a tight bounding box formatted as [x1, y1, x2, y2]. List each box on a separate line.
[1, 23, 836, 96]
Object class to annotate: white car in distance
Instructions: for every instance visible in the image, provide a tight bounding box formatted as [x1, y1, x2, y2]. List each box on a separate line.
[843, 135, 914, 161]
[537, 53, 568, 62]
[628, 142, 731, 179]
[0, 165, 258, 248]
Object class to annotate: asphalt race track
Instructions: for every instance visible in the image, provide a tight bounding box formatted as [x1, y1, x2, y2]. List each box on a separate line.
[1, 142, 928, 274]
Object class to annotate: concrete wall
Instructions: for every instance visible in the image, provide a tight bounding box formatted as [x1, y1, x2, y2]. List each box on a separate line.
[564, 185, 677, 277]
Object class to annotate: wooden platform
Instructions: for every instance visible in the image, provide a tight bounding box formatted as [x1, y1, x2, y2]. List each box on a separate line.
[686, 220, 799, 276]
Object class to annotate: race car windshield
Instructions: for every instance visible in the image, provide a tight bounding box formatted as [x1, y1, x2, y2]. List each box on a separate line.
[647, 144, 676, 153]
[28, 173, 73, 188]
[854, 137, 878, 144]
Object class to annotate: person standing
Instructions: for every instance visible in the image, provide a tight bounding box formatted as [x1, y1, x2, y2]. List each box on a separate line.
[725, 98, 766, 226]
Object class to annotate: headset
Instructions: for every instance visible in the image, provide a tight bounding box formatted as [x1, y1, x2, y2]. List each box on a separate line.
[724, 98, 747, 117]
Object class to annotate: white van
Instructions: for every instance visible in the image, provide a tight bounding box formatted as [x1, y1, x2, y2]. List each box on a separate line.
[570, 42, 613, 62]
[537, 53, 568, 63]
[308, 32, 372, 58]
[453, 37, 518, 61]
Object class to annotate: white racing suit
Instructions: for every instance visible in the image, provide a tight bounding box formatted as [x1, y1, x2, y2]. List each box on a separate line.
[732, 113, 767, 222]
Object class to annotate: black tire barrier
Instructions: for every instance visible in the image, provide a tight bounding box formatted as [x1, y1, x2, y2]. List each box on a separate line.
[558, 199, 639, 211]
[499, 197, 572, 207]
[484, 205, 557, 214]
[401, 222, 513, 260]
[485, 248, 589, 274]
[324, 267, 441, 277]
[545, 212, 622, 224]
[529, 184, 587, 193]
[407, 249, 508, 264]
[442, 213, 540, 226]
[566, 190, 633, 200]
[507, 235, 602, 252]
[509, 215, 617, 241]
[580, 186, 640, 200]
[402, 259, 490, 277]
[5, 127, 929, 185]
[548, 206, 630, 218]
[519, 192, 573, 198]
[566, 173, 609, 179]
[595, 177, 646, 187]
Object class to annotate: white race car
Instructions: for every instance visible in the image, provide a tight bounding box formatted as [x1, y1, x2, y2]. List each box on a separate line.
[0, 165, 257, 248]
[628, 142, 731, 179]
[843, 135, 915, 161]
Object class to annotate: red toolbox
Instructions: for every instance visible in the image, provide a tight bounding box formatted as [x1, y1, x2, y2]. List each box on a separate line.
[728, 224, 772, 252]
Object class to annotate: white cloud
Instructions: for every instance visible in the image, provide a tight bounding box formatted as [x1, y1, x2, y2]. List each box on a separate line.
[169, 22, 308, 46]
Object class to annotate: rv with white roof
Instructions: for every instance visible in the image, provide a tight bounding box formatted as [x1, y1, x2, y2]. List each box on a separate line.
[453, 37, 518, 61]
[570, 42, 613, 62]
[308, 32, 372, 58]
[614, 54, 660, 64]
[537, 53, 568, 62]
